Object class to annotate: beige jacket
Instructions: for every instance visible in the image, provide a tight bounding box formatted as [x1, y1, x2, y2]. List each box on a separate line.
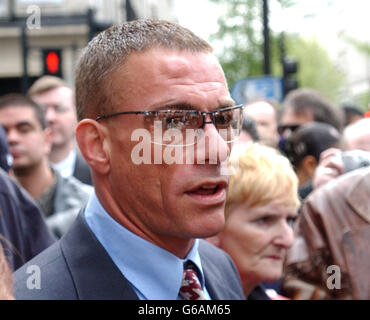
[283, 167, 370, 300]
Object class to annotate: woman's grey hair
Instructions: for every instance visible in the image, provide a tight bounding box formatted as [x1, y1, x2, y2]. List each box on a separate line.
[75, 19, 213, 121]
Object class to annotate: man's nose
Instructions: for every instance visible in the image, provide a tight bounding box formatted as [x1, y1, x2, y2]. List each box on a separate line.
[193, 122, 230, 165]
[7, 128, 20, 143]
[45, 106, 57, 123]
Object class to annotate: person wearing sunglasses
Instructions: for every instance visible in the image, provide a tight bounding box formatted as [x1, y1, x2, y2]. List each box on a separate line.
[278, 88, 344, 156]
[13, 20, 245, 300]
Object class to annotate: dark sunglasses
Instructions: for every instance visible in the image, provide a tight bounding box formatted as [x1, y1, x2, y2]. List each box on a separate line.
[96, 104, 245, 145]
[277, 124, 301, 135]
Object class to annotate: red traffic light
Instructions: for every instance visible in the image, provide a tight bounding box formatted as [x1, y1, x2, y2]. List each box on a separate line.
[42, 49, 62, 77]
[46, 51, 59, 74]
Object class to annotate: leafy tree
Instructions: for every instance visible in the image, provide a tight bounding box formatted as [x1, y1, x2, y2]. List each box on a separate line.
[342, 35, 370, 56]
[285, 35, 346, 104]
[209, 0, 345, 104]
[209, 0, 287, 87]
[341, 34, 370, 110]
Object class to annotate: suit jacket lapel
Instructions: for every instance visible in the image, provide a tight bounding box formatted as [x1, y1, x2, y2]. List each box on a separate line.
[60, 212, 138, 300]
[199, 240, 243, 300]
[60, 213, 243, 300]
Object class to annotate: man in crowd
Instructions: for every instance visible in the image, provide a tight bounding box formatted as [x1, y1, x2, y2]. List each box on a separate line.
[279, 88, 344, 133]
[244, 99, 279, 149]
[13, 19, 245, 300]
[28, 76, 92, 185]
[278, 88, 344, 155]
[0, 121, 55, 271]
[0, 94, 92, 238]
[342, 118, 370, 151]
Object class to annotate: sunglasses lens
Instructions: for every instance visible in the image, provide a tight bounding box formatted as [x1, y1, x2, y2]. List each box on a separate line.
[148, 106, 243, 146]
[149, 111, 202, 146]
[215, 107, 243, 142]
[183, 111, 203, 129]
[278, 124, 300, 135]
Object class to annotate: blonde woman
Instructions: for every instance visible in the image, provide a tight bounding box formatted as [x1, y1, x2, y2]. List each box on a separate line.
[211, 143, 300, 299]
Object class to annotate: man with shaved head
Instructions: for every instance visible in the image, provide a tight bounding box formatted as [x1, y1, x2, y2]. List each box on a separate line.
[14, 20, 245, 300]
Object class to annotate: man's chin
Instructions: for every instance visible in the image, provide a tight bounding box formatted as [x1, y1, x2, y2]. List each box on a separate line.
[191, 213, 226, 239]
[51, 139, 70, 150]
[13, 165, 32, 176]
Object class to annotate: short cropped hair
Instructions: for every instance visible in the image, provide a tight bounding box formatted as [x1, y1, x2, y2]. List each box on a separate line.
[226, 143, 300, 215]
[283, 88, 344, 132]
[75, 19, 213, 121]
[28, 75, 69, 96]
[0, 94, 47, 129]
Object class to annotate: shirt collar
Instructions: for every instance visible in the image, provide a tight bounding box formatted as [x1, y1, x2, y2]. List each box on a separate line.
[53, 149, 76, 178]
[84, 192, 206, 300]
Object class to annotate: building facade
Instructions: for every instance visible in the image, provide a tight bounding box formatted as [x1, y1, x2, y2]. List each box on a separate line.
[0, 0, 177, 94]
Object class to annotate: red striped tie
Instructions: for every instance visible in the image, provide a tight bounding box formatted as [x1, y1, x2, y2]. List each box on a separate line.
[179, 262, 206, 300]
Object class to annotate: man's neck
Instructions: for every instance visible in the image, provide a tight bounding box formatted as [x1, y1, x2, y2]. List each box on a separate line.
[14, 160, 55, 199]
[298, 171, 310, 187]
[50, 141, 74, 163]
[96, 183, 195, 259]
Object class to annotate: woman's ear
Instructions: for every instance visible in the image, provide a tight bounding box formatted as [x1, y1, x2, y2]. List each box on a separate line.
[302, 155, 318, 177]
[75, 119, 110, 175]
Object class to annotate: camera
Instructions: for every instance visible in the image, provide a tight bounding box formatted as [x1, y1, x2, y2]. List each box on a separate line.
[341, 150, 370, 173]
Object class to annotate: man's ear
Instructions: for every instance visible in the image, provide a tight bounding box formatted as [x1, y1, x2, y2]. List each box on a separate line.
[298, 155, 318, 185]
[75, 119, 110, 175]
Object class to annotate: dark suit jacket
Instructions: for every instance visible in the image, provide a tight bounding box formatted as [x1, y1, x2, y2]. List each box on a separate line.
[0, 169, 56, 271]
[73, 152, 92, 186]
[14, 213, 244, 300]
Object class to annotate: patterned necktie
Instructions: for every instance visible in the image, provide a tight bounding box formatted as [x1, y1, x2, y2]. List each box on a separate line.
[179, 261, 206, 300]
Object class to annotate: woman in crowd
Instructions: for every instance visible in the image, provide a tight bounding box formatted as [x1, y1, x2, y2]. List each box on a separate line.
[210, 143, 300, 299]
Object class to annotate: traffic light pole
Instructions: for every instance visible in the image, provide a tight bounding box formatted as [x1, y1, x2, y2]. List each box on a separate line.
[20, 26, 29, 93]
[280, 32, 298, 97]
[279, 32, 286, 64]
[263, 0, 270, 75]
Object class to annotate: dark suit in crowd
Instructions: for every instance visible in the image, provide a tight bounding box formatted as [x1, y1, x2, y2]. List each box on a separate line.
[14, 213, 243, 299]
[73, 151, 92, 186]
[0, 168, 55, 271]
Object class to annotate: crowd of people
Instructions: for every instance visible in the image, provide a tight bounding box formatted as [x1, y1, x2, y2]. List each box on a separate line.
[0, 19, 369, 301]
